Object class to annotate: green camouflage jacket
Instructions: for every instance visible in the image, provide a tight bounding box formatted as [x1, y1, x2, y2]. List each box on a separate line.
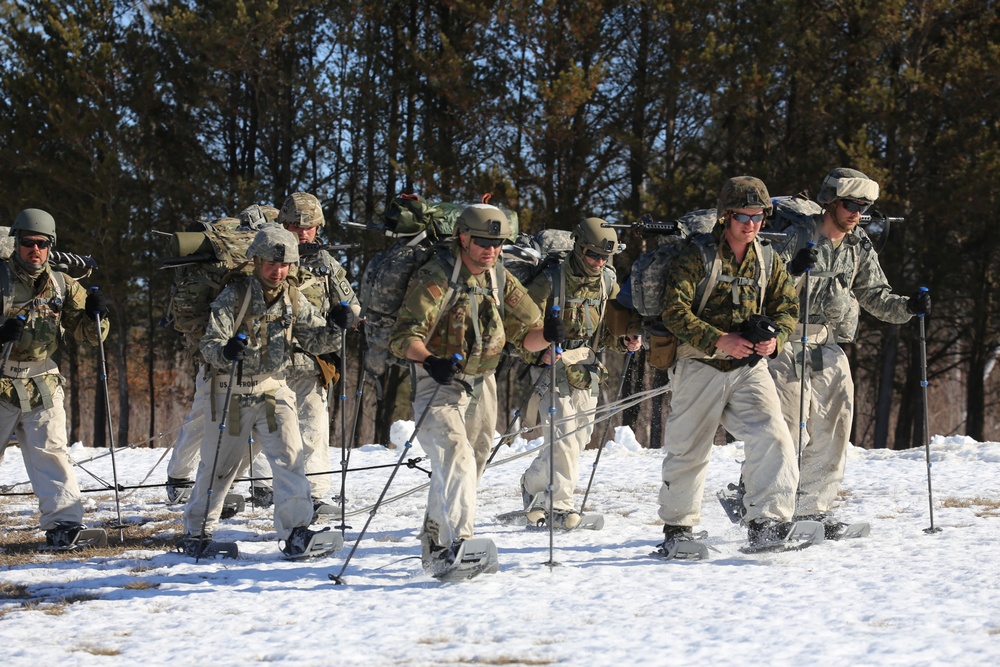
[200, 276, 340, 377]
[0, 260, 109, 409]
[287, 250, 360, 382]
[778, 217, 912, 342]
[662, 223, 798, 372]
[389, 241, 542, 377]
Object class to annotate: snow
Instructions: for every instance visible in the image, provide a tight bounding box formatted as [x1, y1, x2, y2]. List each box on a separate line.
[2, 429, 999, 666]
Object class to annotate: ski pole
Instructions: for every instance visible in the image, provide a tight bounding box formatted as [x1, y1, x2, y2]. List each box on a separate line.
[338, 344, 367, 533]
[917, 288, 941, 534]
[91, 288, 125, 542]
[797, 241, 815, 474]
[196, 333, 245, 562]
[579, 350, 633, 515]
[544, 305, 561, 568]
[335, 302, 351, 535]
[329, 353, 461, 584]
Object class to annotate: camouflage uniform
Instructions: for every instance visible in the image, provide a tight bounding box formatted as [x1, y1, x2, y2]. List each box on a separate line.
[770, 219, 912, 516]
[658, 221, 800, 527]
[184, 276, 341, 541]
[519, 257, 624, 514]
[389, 241, 541, 551]
[0, 259, 109, 531]
[250, 250, 360, 502]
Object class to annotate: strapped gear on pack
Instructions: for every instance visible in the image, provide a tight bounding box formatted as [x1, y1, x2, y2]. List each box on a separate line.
[502, 228, 575, 286]
[238, 204, 279, 231]
[816, 168, 879, 206]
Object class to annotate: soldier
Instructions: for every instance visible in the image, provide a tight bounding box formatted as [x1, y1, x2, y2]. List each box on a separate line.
[388, 203, 557, 573]
[656, 177, 800, 554]
[178, 224, 345, 558]
[0, 209, 110, 548]
[518, 218, 641, 529]
[768, 168, 929, 537]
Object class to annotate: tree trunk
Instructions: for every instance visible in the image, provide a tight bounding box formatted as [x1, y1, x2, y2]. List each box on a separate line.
[872, 325, 899, 449]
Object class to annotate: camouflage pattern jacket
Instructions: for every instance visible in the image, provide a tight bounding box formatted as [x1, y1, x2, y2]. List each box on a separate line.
[389, 241, 542, 377]
[661, 223, 798, 372]
[287, 250, 360, 383]
[778, 217, 911, 342]
[200, 276, 340, 379]
[0, 260, 109, 410]
[524, 258, 624, 390]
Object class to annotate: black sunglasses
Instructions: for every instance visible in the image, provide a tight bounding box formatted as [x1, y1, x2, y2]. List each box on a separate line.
[584, 249, 610, 261]
[19, 238, 52, 249]
[471, 236, 504, 249]
[730, 212, 766, 224]
[840, 199, 871, 214]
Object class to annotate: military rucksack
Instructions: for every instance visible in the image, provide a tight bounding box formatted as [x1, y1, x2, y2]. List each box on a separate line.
[161, 226, 257, 348]
[501, 228, 575, 286]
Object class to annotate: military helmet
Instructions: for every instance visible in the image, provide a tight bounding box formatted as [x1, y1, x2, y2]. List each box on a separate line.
[10, 208, 57, 245]
[572, 217, 618, 256]
[456, 204, 512, 240]
[717, 176, 773, 216]
[278, 192, 325, 229]
[239, 204, 280, 231]
[816, 168, 880, 206]
[246, 224, 299, 263]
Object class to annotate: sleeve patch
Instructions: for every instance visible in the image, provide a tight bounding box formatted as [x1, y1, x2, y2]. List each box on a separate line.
[426, 283, 444, 300]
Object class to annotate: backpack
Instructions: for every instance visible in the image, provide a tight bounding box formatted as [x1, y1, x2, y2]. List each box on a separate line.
[161, 226, 257, 348]
[501, 228, 575, 286]
[759, 195, 823, 255]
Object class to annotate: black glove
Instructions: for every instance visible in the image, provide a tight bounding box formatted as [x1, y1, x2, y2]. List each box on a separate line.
[0, 316, 25, 344]
[327, 302, 356, 330]
[543, 313, 565, 344]
[422, 355, 458, 385]
[907, 289, 931, 316]
[85, 288, 109, 321]
[788, 245, 818, 276]
[222, 335, 248, 362]
[738, 314, 779, 367]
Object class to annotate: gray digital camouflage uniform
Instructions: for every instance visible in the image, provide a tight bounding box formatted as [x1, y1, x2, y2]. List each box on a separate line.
[184, 276, 341, 541]
[658, 221, 800, 528]
[389, 240, 541, 553]
[770, 218, 912, 516]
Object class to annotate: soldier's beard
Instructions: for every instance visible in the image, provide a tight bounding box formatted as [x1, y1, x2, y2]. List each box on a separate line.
[13, 253, 44, 275]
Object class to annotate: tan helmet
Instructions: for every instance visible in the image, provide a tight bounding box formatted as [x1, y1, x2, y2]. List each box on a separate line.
[572, 217, 618, 256]
[816, 168, 880, 206]
[11, 208, 57, 245]
[239, 204, 280, 230]
[455, 203, 512, 240]
[278, 192, 325, 229]
[717, 176, 773, 216]
[246, 224, 300, 263]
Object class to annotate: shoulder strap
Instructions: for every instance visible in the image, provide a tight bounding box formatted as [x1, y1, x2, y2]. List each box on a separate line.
[423, 250, 463, 346]
[0, 263, 13, 319]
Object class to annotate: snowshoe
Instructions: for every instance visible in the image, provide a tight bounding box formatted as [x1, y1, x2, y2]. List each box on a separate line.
[311, 497, 342, 522]
[219, 493, 246, 520]
[741, 519, 825, 554]
[165, 477, 193, 505]
[795, 514, 871, 541]
[716, 479, 747, 524]
[175, 534, 239, 560]
[649, 527, 710, 561]
[281, 526, 344, 561]
[430, 538, 500, 582]
[497, 508, 603, 531]
[249, 485, 273, 509]
[45, 522, 108, 550]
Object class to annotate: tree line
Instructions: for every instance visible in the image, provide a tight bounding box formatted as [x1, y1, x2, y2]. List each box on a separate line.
[1, 0, 997, 448]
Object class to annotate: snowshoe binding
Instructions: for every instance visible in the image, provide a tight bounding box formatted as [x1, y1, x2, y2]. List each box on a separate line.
[281, 526, 343, 561]
[175, 533, 239, 560]
[165, 477, 193, 505]
[219, 493, 246, 520]
[311, 497, 343, 522]
[428, 538, 500, 582]
[716, 478, 747, 524]
[650, 526, 710, 561]
[794, 514, 871, 540]
[741, 519, 825, 554]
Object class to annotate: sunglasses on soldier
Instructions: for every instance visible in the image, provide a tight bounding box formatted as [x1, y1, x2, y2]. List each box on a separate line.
[730, 212, 766, 224]
[19, 237, 52, 249]
[584, 249, 610, 261]
[471, 236, 504, 249]
[840, 199, 871, 214]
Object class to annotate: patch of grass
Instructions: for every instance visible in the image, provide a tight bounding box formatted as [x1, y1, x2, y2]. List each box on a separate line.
[75, 645, 121, 656]
[0, 582, 31, 599]
[940, 496, 1000, 517]
[122, 580, 159, 591]
[0, 517, 183, 567]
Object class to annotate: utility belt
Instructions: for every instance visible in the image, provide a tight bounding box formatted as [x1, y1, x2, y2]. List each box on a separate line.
[792, 323, 832, 345]
[210, 370, 286, 436]
[2, 358, 59, 379]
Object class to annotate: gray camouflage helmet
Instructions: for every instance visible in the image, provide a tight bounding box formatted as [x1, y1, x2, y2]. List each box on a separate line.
[11, 208, 57, 245]
[456, 203, 512, 240]
[717, 176, 773, 216]
[239, 204, 280, 231]
[246, 224, 300, 263]
[278, 192, 325, 229]
[816, 168, 880, 206]
[572, 217, 618, 256]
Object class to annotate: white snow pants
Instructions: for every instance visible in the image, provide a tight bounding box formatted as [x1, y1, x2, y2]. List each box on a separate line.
[658, 359, 798, 527]
[413, 366, 496, 549]
[184, 379, 312, 540]
[166, 364, 209, 480]
[769, 341, 854, 515]
[0, 386, 84, 530]
[520, 366, 598, 512]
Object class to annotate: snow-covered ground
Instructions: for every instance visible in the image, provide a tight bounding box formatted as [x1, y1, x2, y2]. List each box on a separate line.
[1, 427, 998, 666]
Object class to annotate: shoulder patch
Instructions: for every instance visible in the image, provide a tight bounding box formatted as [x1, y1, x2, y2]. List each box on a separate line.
[426, 283, 444, 300]
[505, 287, 525, 309]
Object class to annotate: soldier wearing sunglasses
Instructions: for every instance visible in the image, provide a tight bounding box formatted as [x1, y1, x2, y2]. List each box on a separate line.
[765, 167, 929, 539]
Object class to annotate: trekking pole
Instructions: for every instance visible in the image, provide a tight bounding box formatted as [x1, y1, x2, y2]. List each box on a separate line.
[91, 288, 125, 542]
[917, 288, 941, 534]
[196, 333, 245, 562]
[797, 242, 815, 474]
[335, 302, 351, 535]
[543, 305, 561, 568]
[329, 353, 461, 584]
[579, 350, 633, 515]
[0, 315, 26, 371]
[338, 344, 367, 533]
